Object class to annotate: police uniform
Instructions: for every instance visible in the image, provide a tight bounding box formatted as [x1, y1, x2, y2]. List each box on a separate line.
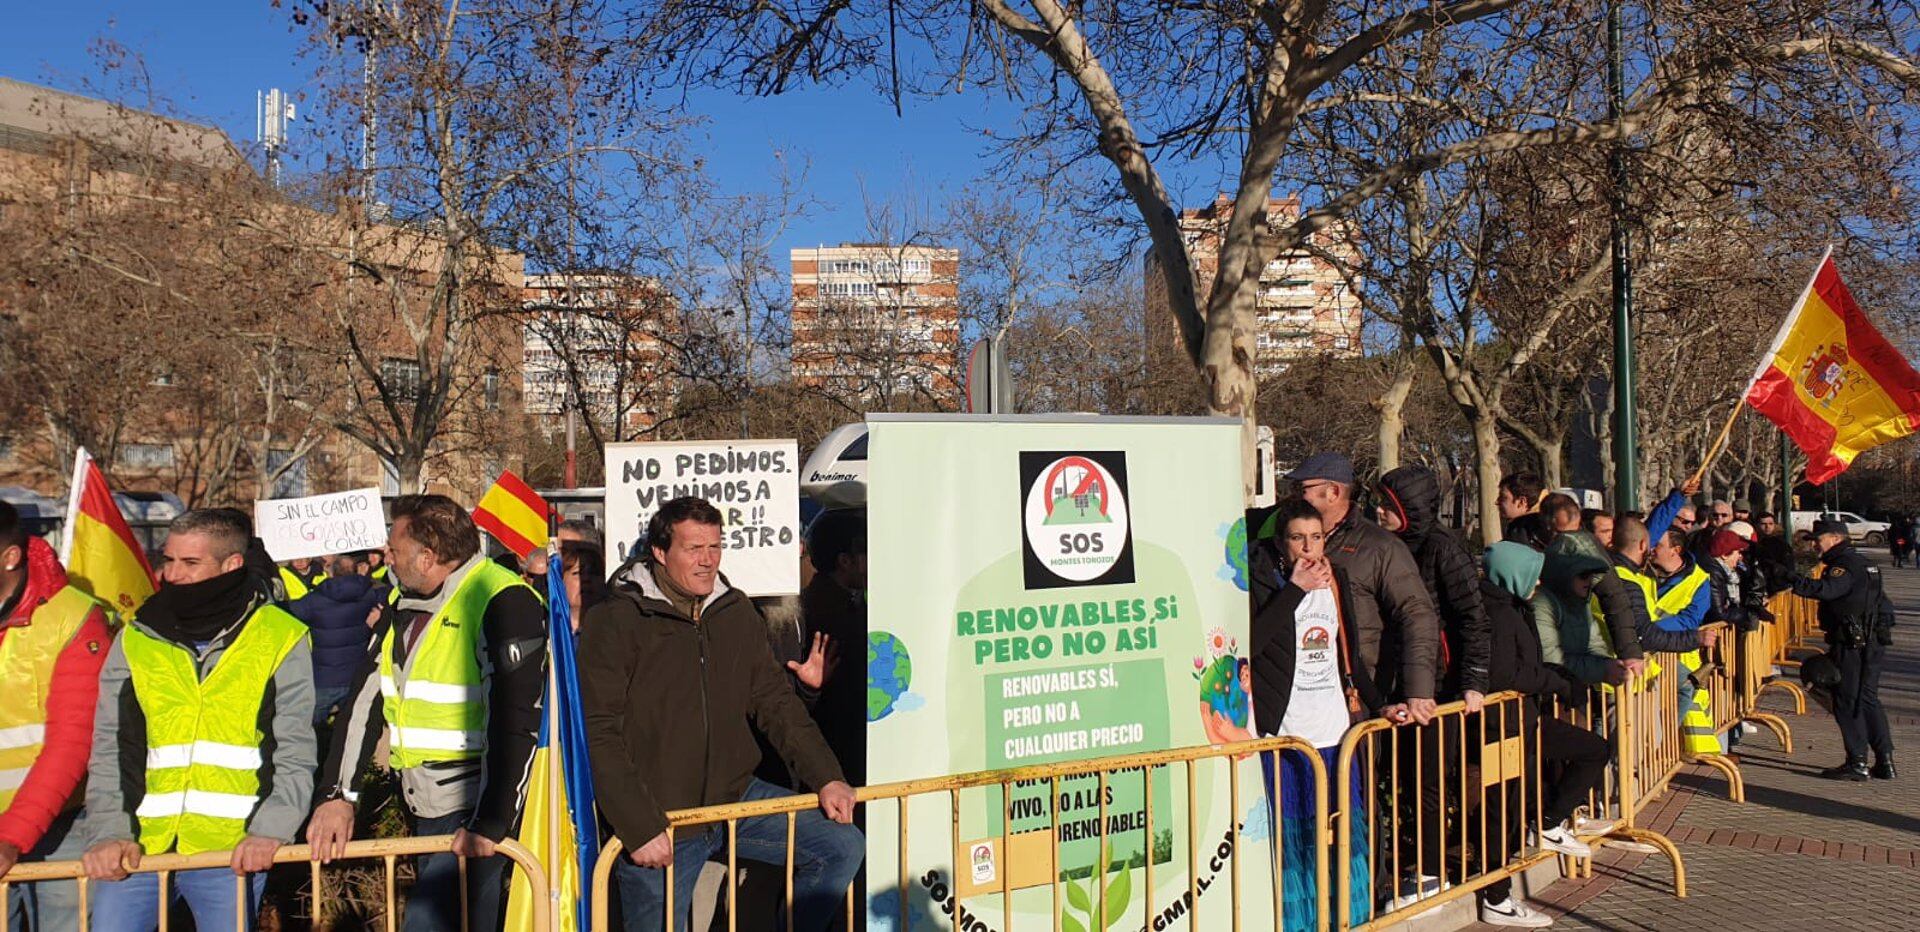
[1792, 526, 1894, 780]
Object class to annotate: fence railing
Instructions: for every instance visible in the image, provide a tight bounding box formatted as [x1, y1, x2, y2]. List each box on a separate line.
[0, 834, 549, 932]
[591, 734, 1332, 932]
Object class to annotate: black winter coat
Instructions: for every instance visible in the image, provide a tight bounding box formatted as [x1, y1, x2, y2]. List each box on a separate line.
[1248, 531, 1384, 734]
[1378, 465, 1492, 697]
[1483, 578, 1579, 705]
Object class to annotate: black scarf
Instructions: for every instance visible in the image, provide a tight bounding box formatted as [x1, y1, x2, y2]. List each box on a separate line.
[138, 567, 257, 646]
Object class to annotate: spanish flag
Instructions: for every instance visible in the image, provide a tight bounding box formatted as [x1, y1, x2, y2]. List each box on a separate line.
[1744, 250, 1920, 484]
[59, 448, 155, 617]
[472, 470, 549, 559]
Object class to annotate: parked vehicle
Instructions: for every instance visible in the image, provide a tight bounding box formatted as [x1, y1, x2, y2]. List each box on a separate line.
[1790, 509, 1892, 546]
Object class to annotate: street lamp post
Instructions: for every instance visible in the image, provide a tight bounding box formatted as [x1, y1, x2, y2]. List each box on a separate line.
[1608, 0, 1639, 510]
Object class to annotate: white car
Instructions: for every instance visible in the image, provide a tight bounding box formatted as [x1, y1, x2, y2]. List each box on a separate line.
[1790, 510, 1892, 546]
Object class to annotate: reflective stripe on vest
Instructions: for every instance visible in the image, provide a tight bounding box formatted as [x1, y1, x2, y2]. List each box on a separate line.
[122, 605, 307, 856]
[279, 566, 311, 601]
[0, 585, 101, 811]
[379, 560, 531, 769]
[1656, 566, 1711, 625]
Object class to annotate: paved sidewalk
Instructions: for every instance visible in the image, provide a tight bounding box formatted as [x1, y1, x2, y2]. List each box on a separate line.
[1472, 549, 1920, 931]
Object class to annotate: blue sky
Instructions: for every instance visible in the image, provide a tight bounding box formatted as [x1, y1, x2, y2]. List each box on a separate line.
[0, 2, 1149, 257]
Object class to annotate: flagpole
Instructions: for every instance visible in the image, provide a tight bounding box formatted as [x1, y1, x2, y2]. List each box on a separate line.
[1691, 245, 1835, 489]
[546, 513, 565, 932]
[60, 447, 88, 565]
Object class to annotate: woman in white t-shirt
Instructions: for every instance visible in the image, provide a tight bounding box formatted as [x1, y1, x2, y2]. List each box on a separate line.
[1249, 497, 1384, 931]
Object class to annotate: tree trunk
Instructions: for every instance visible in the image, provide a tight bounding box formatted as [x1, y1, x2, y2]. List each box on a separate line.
[1201, 281, 1260, 499]
[1472, 411, 1505, 547]
[1376, 357, 1418, 471]
[1538, 434, 1565, 490]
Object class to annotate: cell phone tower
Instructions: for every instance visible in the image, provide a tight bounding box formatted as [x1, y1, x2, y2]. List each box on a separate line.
[256, 88, 296, 187]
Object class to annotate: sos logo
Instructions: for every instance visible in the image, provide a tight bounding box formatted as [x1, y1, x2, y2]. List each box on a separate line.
[1019, 451, 1135, 590]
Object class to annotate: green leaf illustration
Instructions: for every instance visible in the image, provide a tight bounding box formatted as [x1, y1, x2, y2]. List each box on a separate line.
[1062, 914, 1089, 932]
[1065, 876, 1091, 913]
[1103, 866, 1132, 929]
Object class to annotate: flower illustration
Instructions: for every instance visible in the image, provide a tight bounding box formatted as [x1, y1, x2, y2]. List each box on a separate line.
[1204, 626, 1236, 660]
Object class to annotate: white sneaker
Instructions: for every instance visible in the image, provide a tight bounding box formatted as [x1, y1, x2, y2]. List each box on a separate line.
[1534, 821, 1594, 858]
[1741, 722, 1760, 735]
[1480, 895, 1554, 928]
[1381, 874, 1446, 912]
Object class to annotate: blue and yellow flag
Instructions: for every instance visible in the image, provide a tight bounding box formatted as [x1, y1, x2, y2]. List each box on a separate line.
[506, 555, 599, 931]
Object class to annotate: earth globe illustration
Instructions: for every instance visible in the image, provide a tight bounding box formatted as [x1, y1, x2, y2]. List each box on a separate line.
[867, 631, 913, 722]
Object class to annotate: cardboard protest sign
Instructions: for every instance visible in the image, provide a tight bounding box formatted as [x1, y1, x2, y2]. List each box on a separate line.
[254, 488, 387, 562]
[602, 440, 801, 595]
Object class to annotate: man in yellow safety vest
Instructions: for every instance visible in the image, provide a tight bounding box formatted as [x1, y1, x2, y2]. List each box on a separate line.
[0, 501, 112, 932]
[1647, 527, 1726, 755]
[80, 509, 316, 932]
[307, 495, 547, 932]
[277, 557, 326, 602]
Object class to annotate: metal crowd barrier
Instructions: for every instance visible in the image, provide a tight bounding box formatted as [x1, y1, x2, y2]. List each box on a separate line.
[591, 735, 1332, 932]
[0, 834, 549, 932]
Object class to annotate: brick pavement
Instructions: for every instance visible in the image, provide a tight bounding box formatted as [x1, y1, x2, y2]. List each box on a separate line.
[1466, 549, 1920, 931]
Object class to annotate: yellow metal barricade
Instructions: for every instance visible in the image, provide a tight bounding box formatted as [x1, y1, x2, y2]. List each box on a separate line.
[0, 835, 549, 932]
[591, 736, 1331, 932]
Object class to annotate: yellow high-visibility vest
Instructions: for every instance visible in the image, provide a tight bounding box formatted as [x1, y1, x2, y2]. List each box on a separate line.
[379, 560, 532, 769]
[121, 606, 307, 855]
[279, 566, 311, 601]
[0, 586, 101, 810]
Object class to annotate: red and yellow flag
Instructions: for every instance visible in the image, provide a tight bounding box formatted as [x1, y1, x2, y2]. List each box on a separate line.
[1745, 251, 1920, 484]
[60, 448, 156, 616]
[473, 470, 549, 559]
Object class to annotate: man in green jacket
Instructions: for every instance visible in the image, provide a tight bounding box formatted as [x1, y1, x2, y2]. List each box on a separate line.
[581, 496, 861, 932]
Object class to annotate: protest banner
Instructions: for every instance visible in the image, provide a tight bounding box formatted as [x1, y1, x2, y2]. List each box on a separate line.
[254, 488, 387, 562]
[602, 439, 802, 595]
[863, 415, 1271, 931]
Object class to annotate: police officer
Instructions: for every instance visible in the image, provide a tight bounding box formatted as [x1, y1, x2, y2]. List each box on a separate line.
[1793, 519, 1895, 781]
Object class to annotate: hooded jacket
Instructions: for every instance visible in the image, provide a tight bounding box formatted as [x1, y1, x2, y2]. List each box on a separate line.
[1551, 530, 1648, 661]
[288, 574, 382, 690]
[1377, 466, 1491, 697]
[1482, 543, 1578, 704]
[579, 560, 845, 847]
[1530, 536, 1617, 685]
[1312, 505, 1441, 701]
[0, 537, 112, 853]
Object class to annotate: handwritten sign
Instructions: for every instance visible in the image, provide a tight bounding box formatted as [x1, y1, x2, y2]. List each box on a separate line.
[603, 440, 801, 595]
[255, 488, 388, 562]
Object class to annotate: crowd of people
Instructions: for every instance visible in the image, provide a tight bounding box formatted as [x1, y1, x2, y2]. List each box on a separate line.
[1244, 456, 1895, 929]
[0, 451, 1896, 932]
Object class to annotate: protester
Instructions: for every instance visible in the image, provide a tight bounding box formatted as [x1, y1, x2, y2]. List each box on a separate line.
[1477, 542, 1613, 927]
[1527, 499, 1649, 672]
[1530, 537, 1630, 687]
[1647, 528, 1723, 755]
[557, 518, 600, 546]
[1794, 520, 1895, 781]
[1752, 513, 1797, 596]
[580, 496, 862, 932]
[560, 540, 610, 626]
[1607, 517, 1716, 655]
[308, 495, 548, 932]
[0, 502, 112, 932]
[801, 508, 867, 785]
[1285, 453, 1441, 722]
[1539, 493, 1582, 535]
[278, 556, 326, 602]
[1733, 499, 1753, 523]
[1376, 465, 1491, 909]
[1497, 473, 1546, 527]
[1248, 497, 1381, 930]
[1688, 500, 1735, 560]
[1583, 509, 1615, 550]
[287, 552, 384, 728]
[82, 509, 316, 932]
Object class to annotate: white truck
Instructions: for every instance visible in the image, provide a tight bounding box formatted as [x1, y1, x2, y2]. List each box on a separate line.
[1790, 510, 1892, 546]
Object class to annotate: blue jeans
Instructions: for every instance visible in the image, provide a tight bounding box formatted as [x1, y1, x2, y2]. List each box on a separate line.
[615, 778, 864, 932]
[88, 863, 266, 932]
[313, 684, 353, 727]
[406, 810, 512, 932]
[5, 810, 84, 932]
